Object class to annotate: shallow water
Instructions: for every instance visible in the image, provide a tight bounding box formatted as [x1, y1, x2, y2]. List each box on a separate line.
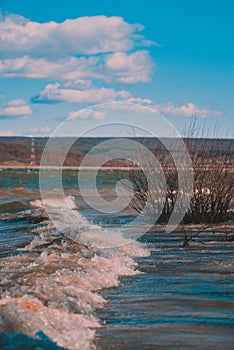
[97, 230, 234, 349]
[0, 169, 233, 349]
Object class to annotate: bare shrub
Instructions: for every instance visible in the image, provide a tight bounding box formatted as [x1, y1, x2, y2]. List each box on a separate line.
[127, 123, 234, 230]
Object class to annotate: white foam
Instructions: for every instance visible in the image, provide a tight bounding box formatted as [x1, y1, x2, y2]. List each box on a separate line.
[0, 195, 150, 349]
[30, 196, 77, 210]
[31, 196, 148, 251]
[0, 295, 97, 350]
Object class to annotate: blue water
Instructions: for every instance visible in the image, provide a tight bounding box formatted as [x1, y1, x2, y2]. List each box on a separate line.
[0, 169, 233, 349]
[97, 230, 234, 349]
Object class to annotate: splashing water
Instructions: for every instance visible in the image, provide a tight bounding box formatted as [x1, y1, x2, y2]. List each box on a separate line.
[0, 195, 149, 350]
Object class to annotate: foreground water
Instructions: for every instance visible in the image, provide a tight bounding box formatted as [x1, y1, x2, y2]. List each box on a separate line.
[97, 230, 234, 349]
[0, 169, 233, 349]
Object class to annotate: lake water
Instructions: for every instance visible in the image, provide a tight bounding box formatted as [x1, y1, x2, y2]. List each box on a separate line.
[0, 169, 233, 349]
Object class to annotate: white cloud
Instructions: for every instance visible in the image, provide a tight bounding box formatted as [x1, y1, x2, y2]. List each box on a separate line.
[0, 14, 152, 58]
[0, 55, 103, 80]
[31, 81, 223, 118]
[126, 97, 153, 105]
[68, 109, 106, 120]
[152, 102, 223, 117]
[105, 50, 154, 83]
[29, 126, 51, 135]
[0, 99, 32, 118]
[74, 99, 223, 118]
[0, 50, 153, 83]
[0, 129, 14, 136]
[0, 13, 155, 83]
[64, 79, 93, 90]
[32, 82, 131, 104]
[110, 99, 223, 117]
[64, 99, 223, 124]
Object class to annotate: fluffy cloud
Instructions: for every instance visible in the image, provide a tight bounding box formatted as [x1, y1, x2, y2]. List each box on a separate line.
[0, 13, 154, 83]
[126, 97, 153, 105]
[68, 109, 106, 120]
[109, 99, 222, 117]
[0, 99, 32, 118]
[63, 100, 223, 122]
[0, 55, 102, 80]
[0, 14, 152, 58]
[31, 81, 223, 118]
[64, 79, 93, 90]
[85, 98, 223, 117]
[105, 50, 154, 83]
[152, 102, 223, 117]
[0, 50, 153, 83]
[32, 82, 131, 104]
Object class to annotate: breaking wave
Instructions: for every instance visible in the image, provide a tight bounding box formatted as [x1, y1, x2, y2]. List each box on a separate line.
[0, 196, 149, 349]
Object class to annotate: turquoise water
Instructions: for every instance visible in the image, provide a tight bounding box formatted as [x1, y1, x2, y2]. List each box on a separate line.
[0, 169, 233, 349]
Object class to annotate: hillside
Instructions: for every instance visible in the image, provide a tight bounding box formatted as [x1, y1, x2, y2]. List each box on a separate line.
[0, 137, 233, 167]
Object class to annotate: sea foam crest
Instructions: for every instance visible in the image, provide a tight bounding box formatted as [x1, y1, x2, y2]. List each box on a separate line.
[30, 195, 149, 251]
[0, 196, 149, 349]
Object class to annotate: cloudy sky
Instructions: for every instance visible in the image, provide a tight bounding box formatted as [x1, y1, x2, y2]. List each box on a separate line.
[0, 0, 233, 137]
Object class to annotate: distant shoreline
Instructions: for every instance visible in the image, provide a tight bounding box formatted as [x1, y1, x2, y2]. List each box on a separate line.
[0, 165, 134, 170]
[1, 165, 234, 173]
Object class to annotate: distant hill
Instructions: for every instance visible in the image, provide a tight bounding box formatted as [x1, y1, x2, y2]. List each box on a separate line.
[0, 138, 84, 166]
[0, 137, 233, 167]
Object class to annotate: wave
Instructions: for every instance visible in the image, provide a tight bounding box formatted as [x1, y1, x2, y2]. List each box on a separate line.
[0, 196, 149, 349]
[0, 190, 10, 196]
[0, 201, 28, 213]
[0, 187, 39, 198]
[12, 187, 33, 196]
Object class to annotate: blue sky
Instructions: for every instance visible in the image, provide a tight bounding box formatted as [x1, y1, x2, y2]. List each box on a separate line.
[0, 0, 233, 137]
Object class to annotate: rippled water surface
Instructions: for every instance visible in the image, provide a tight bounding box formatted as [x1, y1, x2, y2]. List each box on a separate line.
[97, 230, 234, 349]
[0, 169, 233, 349]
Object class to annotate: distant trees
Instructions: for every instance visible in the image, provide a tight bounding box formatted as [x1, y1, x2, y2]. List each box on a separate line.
[0, 141, 31, 163]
